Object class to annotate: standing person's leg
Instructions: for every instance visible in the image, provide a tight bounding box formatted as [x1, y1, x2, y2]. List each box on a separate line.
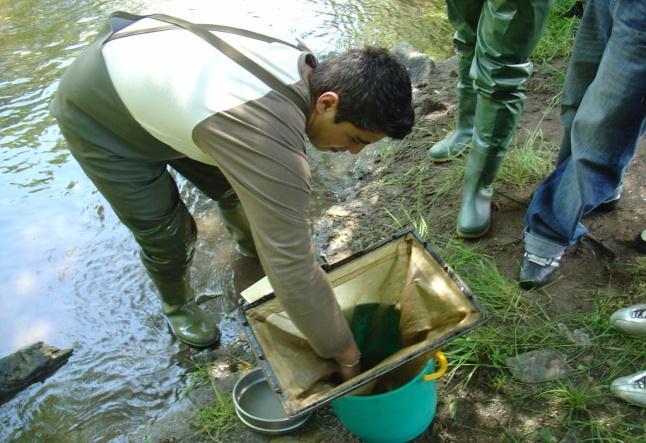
[60, 127, 220, 347]
[169, 158, 257, 259]
[427, 0, 482, 162]
[556, 0, 611, 165]
[457, 0, 553, 238]
[520, 0, 646, 289]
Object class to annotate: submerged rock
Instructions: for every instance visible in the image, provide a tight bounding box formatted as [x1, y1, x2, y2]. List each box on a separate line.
[0, 341, 73, 404]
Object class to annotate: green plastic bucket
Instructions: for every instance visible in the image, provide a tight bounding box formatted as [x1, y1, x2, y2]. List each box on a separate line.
[331, 352, 447, 443]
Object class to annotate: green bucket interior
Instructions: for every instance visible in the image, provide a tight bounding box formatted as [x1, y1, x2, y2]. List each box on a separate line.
[331, 359, 438, 443]
[350, 303, 402, 371]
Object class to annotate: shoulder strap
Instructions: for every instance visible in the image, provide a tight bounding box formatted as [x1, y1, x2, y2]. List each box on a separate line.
[105, 11, 309, 112]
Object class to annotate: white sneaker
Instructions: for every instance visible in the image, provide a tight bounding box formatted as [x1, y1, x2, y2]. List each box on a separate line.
[610, 370, 646, 408]
[609, 304, 646, 338]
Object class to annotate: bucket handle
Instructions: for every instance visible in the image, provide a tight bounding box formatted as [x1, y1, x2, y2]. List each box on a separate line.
[422, 351, 448, 382]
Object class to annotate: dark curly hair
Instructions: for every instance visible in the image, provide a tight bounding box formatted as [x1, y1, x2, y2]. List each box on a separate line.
[309, 47, 414, 139]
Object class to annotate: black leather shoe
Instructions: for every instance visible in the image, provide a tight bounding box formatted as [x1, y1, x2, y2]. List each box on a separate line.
[592, 195, 620, 213]
[518, 252, 561, 290]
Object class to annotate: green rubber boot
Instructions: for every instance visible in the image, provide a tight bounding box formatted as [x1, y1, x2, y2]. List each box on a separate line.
[156, 275, 220, 347]
[456, 94, 521, 238]
[427, 54, 476, 162]
[456, 149, 504, 238]
[218, 189, 258, 259]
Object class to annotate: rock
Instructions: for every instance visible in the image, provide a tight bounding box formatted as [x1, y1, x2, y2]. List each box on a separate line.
[505, 349, 573, 383]
[556, 323, 592, 348]
[392, 43, 436, 86]
[0, 341, 73, 404]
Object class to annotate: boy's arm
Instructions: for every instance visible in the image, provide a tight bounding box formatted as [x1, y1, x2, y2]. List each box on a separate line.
[193, 90, 357, 361]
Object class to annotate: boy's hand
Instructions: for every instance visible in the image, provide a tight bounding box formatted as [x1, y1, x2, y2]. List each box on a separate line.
[335, 341, 361, 381]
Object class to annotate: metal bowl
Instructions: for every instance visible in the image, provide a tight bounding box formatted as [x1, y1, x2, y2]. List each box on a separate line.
[232, 368, 312, 435]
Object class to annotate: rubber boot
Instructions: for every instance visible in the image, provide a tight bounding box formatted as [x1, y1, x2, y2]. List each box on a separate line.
[217, 189, 258, 259]
[456, 149, 504, 238]
[427, 53, 476, 162]
[456, 95, 521, 238]
[155, 275, 220, 347]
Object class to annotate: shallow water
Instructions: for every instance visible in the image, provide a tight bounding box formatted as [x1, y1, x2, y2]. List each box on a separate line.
[0, 0, 451, 440]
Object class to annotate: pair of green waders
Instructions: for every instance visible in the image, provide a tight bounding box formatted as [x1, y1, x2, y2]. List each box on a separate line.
[428, 0, 554, 237]
[51, 13, 260, 347]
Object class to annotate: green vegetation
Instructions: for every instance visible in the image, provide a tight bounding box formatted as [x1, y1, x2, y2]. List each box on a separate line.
[533, 0, 579, 63]
[193, 385, 240, 441]
[187, 363, 240, 441]
[499, 127, 558, 191]
[499, 94, 561, 190]
[620, 256, 646, 293]
[532, 0, 580, 88]
[183, 354, 256, 439]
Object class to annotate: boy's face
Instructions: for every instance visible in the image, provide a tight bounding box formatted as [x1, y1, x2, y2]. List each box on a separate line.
[306, 92, 385, 155]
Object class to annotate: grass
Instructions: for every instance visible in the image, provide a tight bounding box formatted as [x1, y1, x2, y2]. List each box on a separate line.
[499, 95, 561, 190]
[541, 381, 606, 420]
[572, 416, 646, 442]
[182, 357, 255, 440]
[615, 256, 646, 293]
[531, 0, 580, 88]
[188, 364, 240, 441]
[194, 385, 240, 441]
[532, 0, 579, 63]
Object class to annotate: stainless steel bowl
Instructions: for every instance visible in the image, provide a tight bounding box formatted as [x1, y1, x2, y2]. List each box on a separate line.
[232, 368, 312, 435]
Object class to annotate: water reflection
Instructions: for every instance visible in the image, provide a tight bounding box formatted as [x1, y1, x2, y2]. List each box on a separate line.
[0, 0, 451, 440]
[304, 0, 453, 56]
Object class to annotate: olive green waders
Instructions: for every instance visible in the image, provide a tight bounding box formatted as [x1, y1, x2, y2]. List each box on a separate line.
[50, 17, 256, 347]
[436, 0, 553, 238]
[426, 40, 476, 162]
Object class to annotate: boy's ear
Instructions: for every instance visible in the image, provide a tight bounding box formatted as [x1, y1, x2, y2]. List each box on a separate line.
[315, 91, 339, 113]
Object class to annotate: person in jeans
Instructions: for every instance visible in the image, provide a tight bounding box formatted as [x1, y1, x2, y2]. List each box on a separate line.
[518, 0, 645, 289]
[426, 0, 553, 238]
[50, 11, 414, 378]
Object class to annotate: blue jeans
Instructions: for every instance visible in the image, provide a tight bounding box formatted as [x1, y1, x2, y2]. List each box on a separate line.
[523, 0, 646, 258]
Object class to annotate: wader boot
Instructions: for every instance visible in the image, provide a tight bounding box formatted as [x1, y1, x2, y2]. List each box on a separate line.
[456, 94, 521, 238]
[427, 53, 476, 162]
[447, 0, 553, 237]
[456, 149, 504, 238]
[154, 275, 221, 347]
[217, 189, 258, 259]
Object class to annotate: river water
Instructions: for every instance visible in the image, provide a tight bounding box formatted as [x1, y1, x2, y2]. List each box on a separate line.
[0, 0, 451, 440]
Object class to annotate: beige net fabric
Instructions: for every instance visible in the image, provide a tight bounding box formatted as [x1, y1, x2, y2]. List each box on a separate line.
[243, 233, 484, 415]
